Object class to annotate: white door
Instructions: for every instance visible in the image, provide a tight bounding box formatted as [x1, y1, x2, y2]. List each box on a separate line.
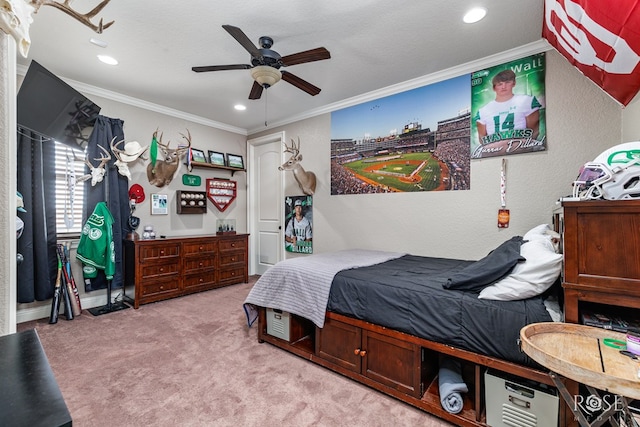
[247, 132, 284, 275]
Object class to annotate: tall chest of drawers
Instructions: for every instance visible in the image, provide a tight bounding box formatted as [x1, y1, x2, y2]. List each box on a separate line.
[124, 234, 249, 308]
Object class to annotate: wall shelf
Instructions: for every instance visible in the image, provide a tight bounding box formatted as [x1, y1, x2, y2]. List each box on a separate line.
[188, 162, 246, 176]
[177, 190, 207, 214]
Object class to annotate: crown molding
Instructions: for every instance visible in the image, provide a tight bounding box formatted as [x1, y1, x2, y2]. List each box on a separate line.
[16, 64, 247, 136]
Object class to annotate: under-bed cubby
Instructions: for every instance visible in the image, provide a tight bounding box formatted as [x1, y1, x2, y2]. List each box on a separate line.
[256, 307, 568, 426]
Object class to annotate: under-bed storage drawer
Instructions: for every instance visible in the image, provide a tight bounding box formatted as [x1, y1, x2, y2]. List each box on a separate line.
[316, 317, 423, 398]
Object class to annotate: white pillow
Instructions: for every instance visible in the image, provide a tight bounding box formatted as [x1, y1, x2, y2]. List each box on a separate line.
[478, 238, 562, 301]
[523, 223, 561, 253]
[524, 224, 552, 241]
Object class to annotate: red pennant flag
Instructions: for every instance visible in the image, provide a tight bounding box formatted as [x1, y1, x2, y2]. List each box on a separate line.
[543, 0, 640, 106]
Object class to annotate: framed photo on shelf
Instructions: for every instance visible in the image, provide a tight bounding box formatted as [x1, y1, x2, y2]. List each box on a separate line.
[151, 193, 168, 215]
[208, 150, 226, 166]
[191, 148, 207, 163]
[226, 153, 244, 169]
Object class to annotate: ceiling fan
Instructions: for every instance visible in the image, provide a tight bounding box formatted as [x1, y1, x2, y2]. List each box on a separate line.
[192, 25, 331, 100]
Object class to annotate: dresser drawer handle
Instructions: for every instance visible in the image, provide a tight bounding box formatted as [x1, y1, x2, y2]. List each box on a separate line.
[159, 267, 164, 272]
[159, 285, 164, 290]
[231, 257, 236, 262]
[199, 262, 204, 267]
[199, 246, 204, 250]
[231, 243, 236, 247]
[160, 250, 165, 255]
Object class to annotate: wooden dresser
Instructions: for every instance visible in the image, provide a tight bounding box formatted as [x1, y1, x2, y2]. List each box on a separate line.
[559, 200, 640, 323]
[124, 234, 249, 308]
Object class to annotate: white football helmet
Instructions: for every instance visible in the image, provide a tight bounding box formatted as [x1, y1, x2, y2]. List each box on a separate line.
[573, 141, 640, 200]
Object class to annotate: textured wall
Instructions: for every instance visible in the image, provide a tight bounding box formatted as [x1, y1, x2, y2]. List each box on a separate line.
[0, 34, 17, 335]
[251, 50, 623, 260]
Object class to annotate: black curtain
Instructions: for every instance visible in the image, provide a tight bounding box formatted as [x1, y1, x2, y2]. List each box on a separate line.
[16, 127, 58, 303]
[83, 116, 132, 292]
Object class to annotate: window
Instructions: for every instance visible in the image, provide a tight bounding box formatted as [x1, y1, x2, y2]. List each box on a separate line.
[54, 141, 86, 236]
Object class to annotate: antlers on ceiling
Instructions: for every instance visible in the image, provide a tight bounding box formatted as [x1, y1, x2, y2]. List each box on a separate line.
[31, 0, 114, 33]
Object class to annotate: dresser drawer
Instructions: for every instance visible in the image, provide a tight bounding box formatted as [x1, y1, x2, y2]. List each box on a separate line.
[219, 238, 247, 252]
[139, 244, 180, 262]
[183, 270, 216, 291]
[184, 256, 215, 272]
[219, 251, 246, 267]
[219, 267, 245, 284]
[183, 241, 216, 257]
[139, 278, 179, 297]
[141, 262, 180, 279]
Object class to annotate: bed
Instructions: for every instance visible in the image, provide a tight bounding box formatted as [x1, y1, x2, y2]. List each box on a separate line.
[243, 224, 572, 427]
[245, 225, 562, 366]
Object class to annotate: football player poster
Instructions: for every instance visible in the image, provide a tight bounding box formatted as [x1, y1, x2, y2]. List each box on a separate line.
[284, 195, 313, 254]
[471, 53, 546, 159]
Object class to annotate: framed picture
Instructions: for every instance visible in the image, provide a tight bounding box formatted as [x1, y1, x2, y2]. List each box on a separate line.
[191, 148, 207, 163]
[151, 193, 168, 215]
[208, 150, 226, 166]
[226, 153, 244, 169]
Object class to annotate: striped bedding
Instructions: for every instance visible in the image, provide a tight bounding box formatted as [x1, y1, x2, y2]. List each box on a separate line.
[243, 249, 405, 328]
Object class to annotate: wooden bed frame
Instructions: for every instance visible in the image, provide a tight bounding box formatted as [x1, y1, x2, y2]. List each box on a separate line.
[256, 306, 574, 426]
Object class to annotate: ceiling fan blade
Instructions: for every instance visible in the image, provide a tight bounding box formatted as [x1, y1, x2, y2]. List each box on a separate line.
[281, 71, 321, 96]
[222, 25, 262, 60]
[192, 64, 251, 73]
[280, 47, 330, 67]
[249, 81, 264, 99]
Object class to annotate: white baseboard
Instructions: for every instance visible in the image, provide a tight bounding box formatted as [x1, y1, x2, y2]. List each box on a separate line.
[17, 287, 135, 323]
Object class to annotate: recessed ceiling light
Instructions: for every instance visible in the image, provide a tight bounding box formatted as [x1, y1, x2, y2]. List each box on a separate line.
[97, 54, 118, 65]
[234, 104, 247, 111]
[463, 7, 487, 24]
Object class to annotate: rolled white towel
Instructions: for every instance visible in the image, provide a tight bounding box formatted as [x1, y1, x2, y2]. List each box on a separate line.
[438, 357, 468, 414]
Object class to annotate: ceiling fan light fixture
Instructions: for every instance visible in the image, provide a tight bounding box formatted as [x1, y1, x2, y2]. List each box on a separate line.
[251, 65, 281, 88]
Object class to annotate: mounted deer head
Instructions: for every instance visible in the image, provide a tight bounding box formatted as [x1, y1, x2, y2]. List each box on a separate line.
[146, 129, 191, 187]
[76, 144, 111, 186]
[278, 137, 317, 196]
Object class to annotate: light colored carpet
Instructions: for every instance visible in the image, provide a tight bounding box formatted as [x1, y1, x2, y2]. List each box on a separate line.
[19, 279, 452, 426]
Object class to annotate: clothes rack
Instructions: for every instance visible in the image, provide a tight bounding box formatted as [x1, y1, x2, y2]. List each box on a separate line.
[87, 161, 130, 316]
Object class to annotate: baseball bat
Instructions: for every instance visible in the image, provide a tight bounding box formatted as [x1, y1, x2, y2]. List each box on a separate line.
[61, 274, 74, 320]
[63, 244, 82, 314]
[65, 272, 81, 316]
[57, 244, 81, 317]
[49, 260, 63, 324]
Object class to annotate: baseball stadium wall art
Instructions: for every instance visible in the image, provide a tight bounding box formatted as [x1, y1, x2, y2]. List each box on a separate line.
[330, 74, 471, 195]
[471, 53, 546, 159]
[284, 195, 313, 254]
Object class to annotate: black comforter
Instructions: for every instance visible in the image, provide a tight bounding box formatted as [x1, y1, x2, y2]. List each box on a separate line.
[327, 255, 552, 366]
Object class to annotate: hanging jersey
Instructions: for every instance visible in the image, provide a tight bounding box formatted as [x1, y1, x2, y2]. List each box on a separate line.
[76, 202, 115, 280]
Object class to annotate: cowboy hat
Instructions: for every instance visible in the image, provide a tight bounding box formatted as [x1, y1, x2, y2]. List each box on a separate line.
[119, 141, 148, 162]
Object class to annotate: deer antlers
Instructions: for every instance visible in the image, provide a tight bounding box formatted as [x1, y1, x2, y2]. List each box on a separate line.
[76, 144, 111, 186]
[284, 137, 301, 155]
[30, 0, 114, 33]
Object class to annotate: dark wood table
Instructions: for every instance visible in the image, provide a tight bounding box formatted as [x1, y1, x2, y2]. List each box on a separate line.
[0, 329, 72, 427]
